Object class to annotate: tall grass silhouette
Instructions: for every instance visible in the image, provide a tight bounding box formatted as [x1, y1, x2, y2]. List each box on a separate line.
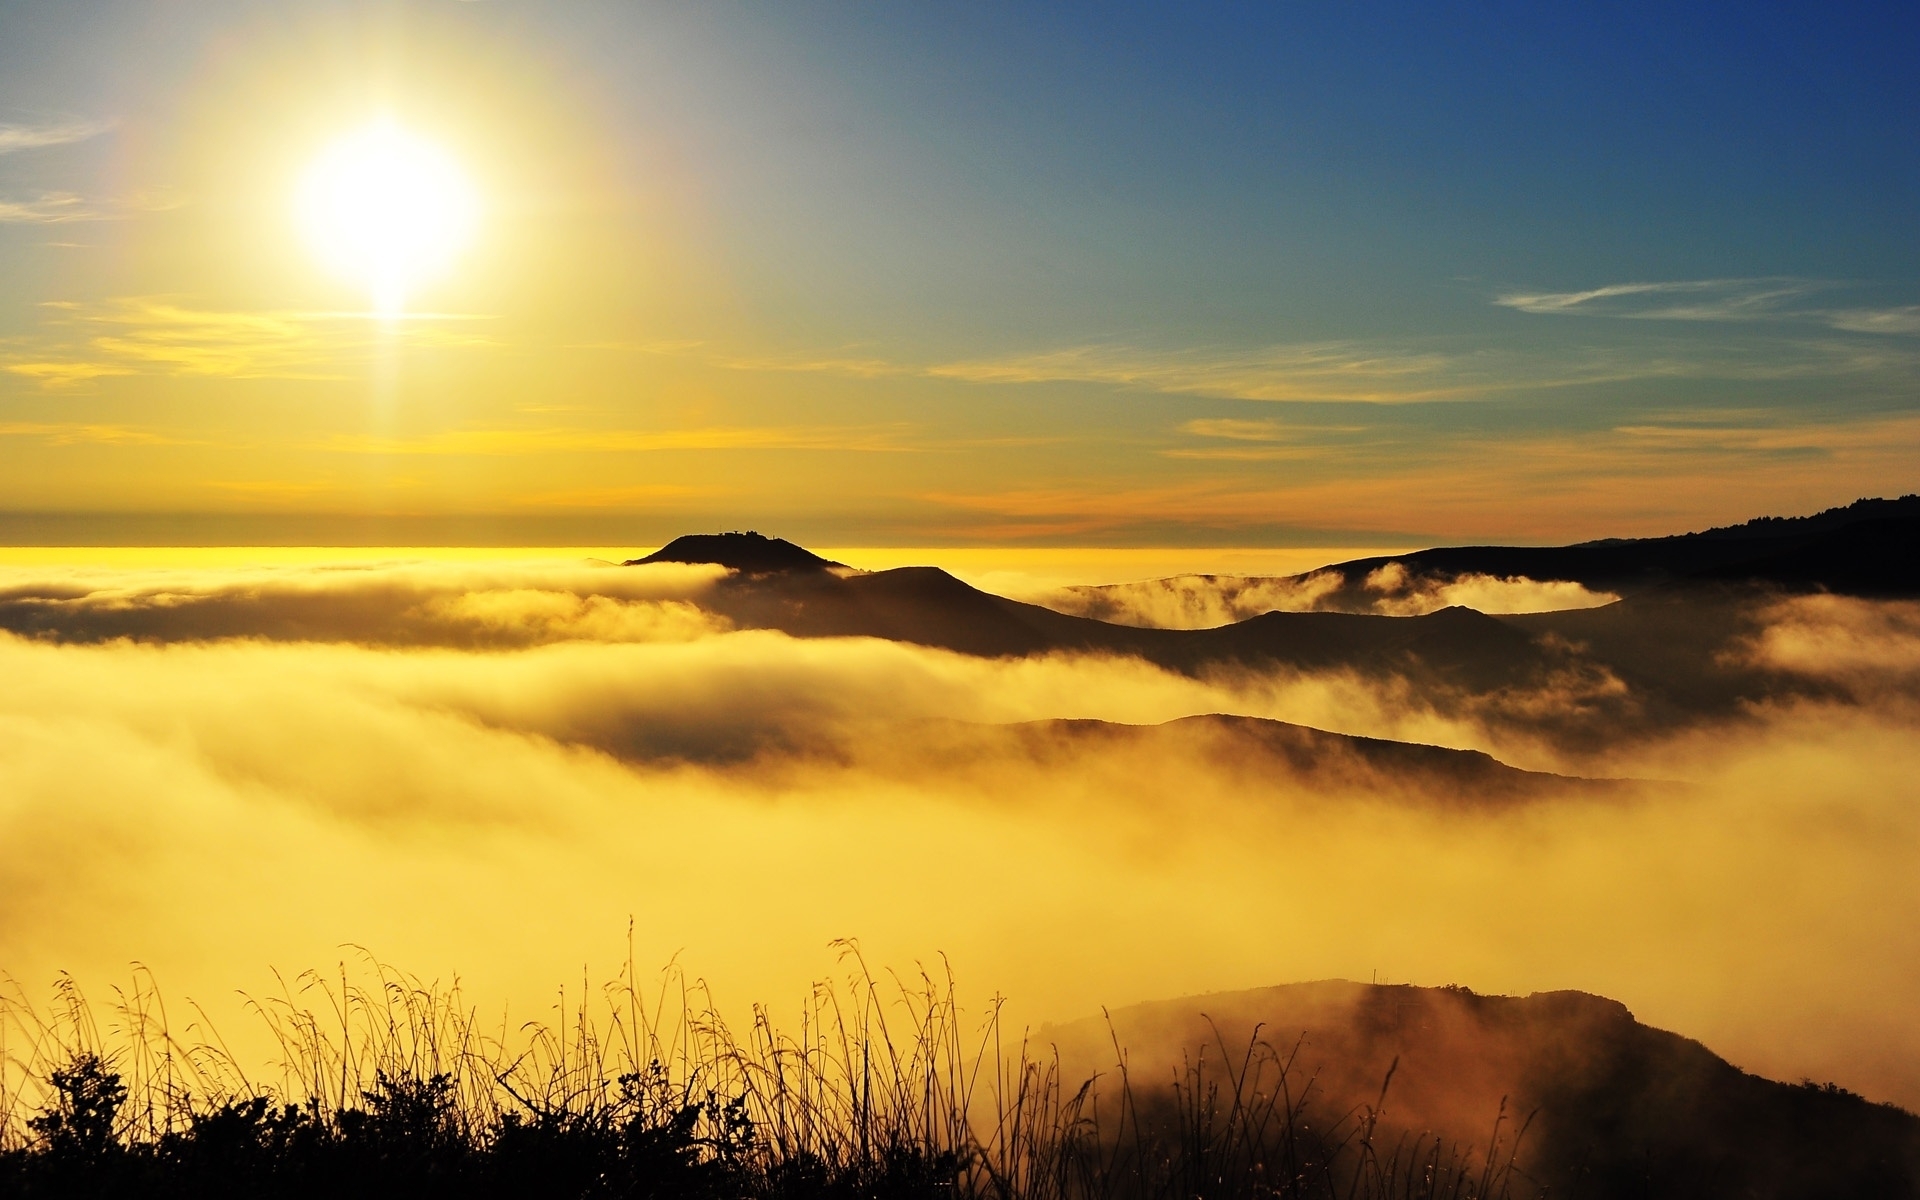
[0, 939, 1533, 1199]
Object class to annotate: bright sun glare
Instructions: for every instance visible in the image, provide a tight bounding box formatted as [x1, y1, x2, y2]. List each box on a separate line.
[296, 120, 478, 316]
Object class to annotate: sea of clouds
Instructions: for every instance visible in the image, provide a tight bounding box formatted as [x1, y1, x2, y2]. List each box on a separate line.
[0, 558, 1915, 1108]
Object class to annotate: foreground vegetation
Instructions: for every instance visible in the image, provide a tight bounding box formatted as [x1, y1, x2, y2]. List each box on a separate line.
[0, 943, 1534, 1199]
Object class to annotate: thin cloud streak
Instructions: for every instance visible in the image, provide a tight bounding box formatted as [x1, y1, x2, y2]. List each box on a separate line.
[14, 300, 1915, 407]
[0, 119, 113, 155]
[322, 424, 918, 457]
[0, 422, 190, 447]
[1828, 306, 1920, 336]
[5, 298, 498, 385]
[0, 186, 179, 225]
[1164, 418, 1325, 459]
[927, 342, 1473, 403]
[1498, 278, 1920, 337]
[1170, 418, 1374, 457]
[1494, 278, 1821, 321]
[0, 193, 105, 224]
[615, 336, 1516, 403]
[1160, 446, 1319, 462]
[2, 361, 136, 388]
[1182, 418, 1291, 441]
[631, 337, 1508, 404]
[676, 333, 1920, 405]
[922, 413, 1920, 541]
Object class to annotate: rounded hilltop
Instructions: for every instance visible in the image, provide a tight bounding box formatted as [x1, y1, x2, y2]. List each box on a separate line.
[625, 531, 845, 573]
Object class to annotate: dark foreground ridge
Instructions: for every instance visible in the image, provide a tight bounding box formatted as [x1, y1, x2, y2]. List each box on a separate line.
[1045, 981, 1920, 1200]
[3, 973, 1911, 1200]
[626, 531, 845, 573]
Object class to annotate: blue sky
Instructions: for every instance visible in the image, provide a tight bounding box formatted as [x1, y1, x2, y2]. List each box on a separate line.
[0, 1, 1914, 544]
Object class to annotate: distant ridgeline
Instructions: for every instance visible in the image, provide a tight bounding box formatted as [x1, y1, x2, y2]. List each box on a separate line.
[1313, 493, 1920, 600]
[601, 500, 1917, 753]
[1616, 493, 1920, 543]
[622, 497, 1920, 600]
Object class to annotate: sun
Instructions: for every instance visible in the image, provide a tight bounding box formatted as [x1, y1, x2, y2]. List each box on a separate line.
[296, 120, 479, 316]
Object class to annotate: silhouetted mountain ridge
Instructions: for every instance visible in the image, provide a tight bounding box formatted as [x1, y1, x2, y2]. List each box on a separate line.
[679, 557, 1547, 686]
[915, 713, 1649, 805]
[1586, 492, 1920, 544]
[1317, 494, 1920, 599]
[603, 504, 1906, 755]
[612, 541, 1774, 748]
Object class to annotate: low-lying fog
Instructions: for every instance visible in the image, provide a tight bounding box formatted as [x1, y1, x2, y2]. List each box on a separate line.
[0, 555, 1916, 1108]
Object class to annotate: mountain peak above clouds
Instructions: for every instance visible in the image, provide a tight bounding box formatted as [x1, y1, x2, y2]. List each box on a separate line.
[626, 531, 846, 574]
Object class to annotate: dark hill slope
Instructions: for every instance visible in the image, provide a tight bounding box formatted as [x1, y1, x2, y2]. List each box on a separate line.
[627, 538, 1812, 751]
[1684, 515, 1920, 593]
[626, 516, 1885, 751]
[1043, 980, 1920, 1200]
[1047, 496, 1919, 619]
[564, 708, 1640, 805]
[887, 714, 1646, 807]
[688, 561, 1554, 688]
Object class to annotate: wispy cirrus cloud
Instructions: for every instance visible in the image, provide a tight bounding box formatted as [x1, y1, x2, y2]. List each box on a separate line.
[1182, 418, 1292, 442]
[320, 424, 916, 457]
[0, 187, 179, 225]
[5, 298, 496, 386]
[84, 301, 347, 378]
[625, 337, 1476, 403]
[1161, 417, 1371, 462]
[743, 336, 1919, 407]
[921, 412, 1920, 540]
[717, 352, 905, 379]
[0, 119, 113, 156]
[926, 342, 1467, 403]
[1826, 306, 1920, 336]
[2, 360, 136, 387]
[1180, 418, 1367, 442]
[597, 323, 1920, 408]
[609, 338, 912, 381]
[1159, 446, 1320, 462]
[0, 421, 189, 446]
[1494, 278, 1821, 321]
[931, 336, 1910, 403]
[0, 193, 104, 224]
[1606, 419, 1903, 457]
[1497, 278, 1920, 337]
[0, 119, 139, 226]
